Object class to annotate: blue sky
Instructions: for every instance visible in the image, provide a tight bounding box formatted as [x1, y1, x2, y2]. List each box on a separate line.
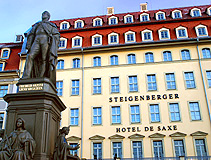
[0, 0, 210, 43]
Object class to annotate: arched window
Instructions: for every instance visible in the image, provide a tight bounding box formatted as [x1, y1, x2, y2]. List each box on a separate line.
[125, 31, 136, 43]
[163, 51, 172, 61]
[191, 8, 201, 17]
[195, 25, 208, 37]
[1, 48, 10, 59]
[74, 20, 84, 28]
[110, 55, 118, 65]
[158, 28, 170, 40]
[172, 10, 182, 19]
[124, 15, 133, 23]
[145, 52, 154, 63]
[93, 57, 101, 67]
[72, 36, 83, 48]
[181, 50, 191, 60]
[57, 60, 64, 69]
[156, 11, 166, 20]
[176, 26, 188, 39]
[141, 29, 153, 41]
[108, 16, 118, 25]
[60, 21, 70, 30]
[92, 34, 102, 46]
[59, 38, 67, 49]
[140, 13, 150, 22]
[108, 33, 119, 44]
[73, 58, 80, 68]
[128, 54, 136, 64]
[202, 48, 211, 59]
[93, 18, 103, 27]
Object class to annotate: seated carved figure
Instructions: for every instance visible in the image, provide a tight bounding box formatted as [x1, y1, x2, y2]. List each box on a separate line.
[0, 118, 36, 160]
[53, 126, 80, 160]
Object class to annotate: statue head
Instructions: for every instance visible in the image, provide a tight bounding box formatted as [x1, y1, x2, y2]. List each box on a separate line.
[59, 126, 70, 135]
[15, 118, 26, 130]
[42, 11, 50, 21]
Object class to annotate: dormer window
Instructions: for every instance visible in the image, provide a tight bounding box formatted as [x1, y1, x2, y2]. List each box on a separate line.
[141, 29, 153, 41]
[72, 36, 83, 47]
[60, 21, 70, 30]
[75, 20, 84, 29]
[195, 25, 208, 37]
[92, 34, 102, 46]
[207, 7, 211, 15]
[1, 48, 10, 59]
[125, 31, 136, 43]
[158, 28, 170, 40]
[93, 18, 103, 27]
[124, 15, 133, 23]
[59, 38, 67, 49]
[176, 26, 188, 39]
[156, 11, 165, 20]
[108, 33, 119, 44]
[109, 16, 118, 25]
[172, 10, 182, 19]
[0, 63, 4, 71]
[140, 13, 150, 22]
[191, 8, 201, 17]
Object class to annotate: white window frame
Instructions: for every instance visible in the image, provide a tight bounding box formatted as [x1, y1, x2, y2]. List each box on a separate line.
[190, 8, 201, 17]
[140, 13, 150, 22]
[0, 63, 5, 71]
[108, 32, 119, 45]
[92, 141, 103, 159]
[141, 29, 153, 41]
[60, 21, 70, 30]
[0, 111, 6, 129]
[131, 140, 143, 158]
[70, 108, 79, 126]
[74, 19, 84, 29]
[72, 36, 83, 48]
[92, 34, 102, 46]
[108, 16, 118, 25]
[124, 14, 134, 23]
[125, 31, 136, 43]
[59, 37, 67, 49]
[195, 24, 208, 37]
[156, 11, 166, 20]
[93, 18, 103, 27]
[207, 7, 211, 16]
[172, 10, 182, 19]
[57, 59, 64, 70]
[158, 28, 170, 40]
[1, 48, 10, 59]
[176, 26, 188, 39]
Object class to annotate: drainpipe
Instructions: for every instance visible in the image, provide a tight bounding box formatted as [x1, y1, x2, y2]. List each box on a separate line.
[196, 38, 211, 123]
[80, 48, 84, 158]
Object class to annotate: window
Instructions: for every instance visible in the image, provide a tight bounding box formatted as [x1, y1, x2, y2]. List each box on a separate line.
[0, 85, 8, 98]
[110, 55, 118, 65]
[142, 29, 153, 41]
[150, 104, 160, 122]
[71, 80, 79, 95]
[59, 40, 65, 48]
[73, 58, 80, 68]
[57, 60, 64, 69]
[0, 113, 4, 129]
[93, 18, 102, 27]
[60, 21, 70, 30]
[206, 71, 211, 88]
[166, 73, 176, 90]
[147, 74, 157, 91]
[130, 105, 140, 123]
[92, 34, 102, 46]
[184, 72, 196, 89]
[172, 10, 182, 19]
[93, 143, 102, 159]
[191, 8, 201, 17]
[75, 20, 84, 28]
[156, 11, 165, 20]
[93, 107, 102, 125]
[189, 102, 201, 121]
[125, 31, 136, 43]
[129, 76, 138, 92]
[56, 81, 63, 96]
[207, 7, 211, 15]
[62, 23, 67, 30]
[111, 106, 121, 124]
[70, 108, 79, 126]
[181, 50, 191, 60]
[111, 77, 119, 93]
[145, 52, 154, 63]
[93, 57, 101, 67]
[113, 142, 122, 158]
[70, 143, 78, 156]
[195, 139, 207, 156]
[124, 15, 133, 23]
[133, 141, 143, 158]
[0, 63, 4, 71]
[153, 141, 164, 157]
[174, 140, 185, 157]
[108, 33, 119, 44]
[93, 78, 101, 94]
[169, 103, 181, 121]
[202, 48, 211, 58]
[140, 13, 150, 22]
[178, 29, 186, 37]
[195, 25, 208, 37]
[176, 26, 188, 39]
[163, 51, 172, 61]
[109, 16, 118, 25]
[72, 36, 82, 47]
[128, 54, 136, 64]
[159, 28, 170, 40]
[1, 48, 10, 59]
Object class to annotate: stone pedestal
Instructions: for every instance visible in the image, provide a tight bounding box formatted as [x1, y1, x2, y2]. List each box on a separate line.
[4, 78, 66, 160]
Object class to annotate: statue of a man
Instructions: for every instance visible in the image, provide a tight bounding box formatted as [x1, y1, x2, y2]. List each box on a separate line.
[22, 11, 60, 85]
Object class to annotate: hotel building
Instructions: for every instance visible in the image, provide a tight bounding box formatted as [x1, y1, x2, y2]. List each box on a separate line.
[19, 4, 211, 159]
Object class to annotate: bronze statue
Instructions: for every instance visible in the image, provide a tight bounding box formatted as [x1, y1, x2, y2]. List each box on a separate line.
[22, 11, 60, 85]
[0, 118, 36, 160]
[53, 126, 80, 160]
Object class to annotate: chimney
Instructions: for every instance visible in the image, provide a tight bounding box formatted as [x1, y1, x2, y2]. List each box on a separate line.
[107, 7, 114, 15]
[15, 35, 24, 42]
[140, 3, 148, 12]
